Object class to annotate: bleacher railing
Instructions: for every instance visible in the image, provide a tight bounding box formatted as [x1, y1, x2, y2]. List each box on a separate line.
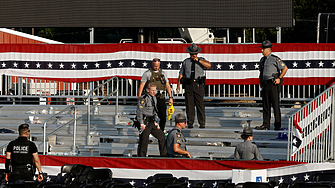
[0, 75, 329, 104]
[287, 84, 335, 162]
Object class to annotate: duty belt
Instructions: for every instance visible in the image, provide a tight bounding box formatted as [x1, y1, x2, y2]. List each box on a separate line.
[156, 90, 165, 94]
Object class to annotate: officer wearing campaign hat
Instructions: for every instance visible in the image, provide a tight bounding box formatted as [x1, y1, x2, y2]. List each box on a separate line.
[177, 43, 211, 129]
[166, 114, 191, 158]
[5, 124, 44, 182]
[234, 127, 263, 160]
[256, 40, 288, 131]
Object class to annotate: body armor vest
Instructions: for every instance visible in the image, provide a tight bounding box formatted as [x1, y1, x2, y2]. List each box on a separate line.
[11, 138, 33, 166]
[148, 68, 166, 91]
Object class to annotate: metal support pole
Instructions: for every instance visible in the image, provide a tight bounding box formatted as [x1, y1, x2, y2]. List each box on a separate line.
[277, 27, 281, 43]
[227, 28, 230, 43]
[73, 106, 77, 154]
[331, 85, 335, 160]
[89, 28, 94, 44]
[114, 77, 120, 125]
[87, 94, 91, 145]
[243, 29, 246, 43]
[252, 28, 255, 43]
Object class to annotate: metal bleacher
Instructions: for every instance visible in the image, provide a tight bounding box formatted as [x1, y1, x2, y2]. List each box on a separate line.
[0, 104, 299, 160]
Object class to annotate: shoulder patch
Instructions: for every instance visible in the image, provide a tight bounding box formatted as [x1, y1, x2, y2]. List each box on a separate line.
[140, 98, 145, 104]
[276, 57, 282, 63]
[176, 132, 181, 138]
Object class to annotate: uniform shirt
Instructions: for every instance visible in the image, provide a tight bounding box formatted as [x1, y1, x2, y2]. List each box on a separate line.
[166, 126, 187, 156]
[137, 94, 158, 124]
[6, 137, 38, 166]
[234, 140, 263, 160]
[261, 53, 287, 80]
[179, 57, 207, 79]
[141, 69, 169, 84]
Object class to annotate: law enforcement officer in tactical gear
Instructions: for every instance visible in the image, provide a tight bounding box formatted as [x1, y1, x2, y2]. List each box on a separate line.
[138, 58, 173, 132]
[5, 124, 43, 182]
[176, 43, 211, 129]
[234, 127, 263, 160]
[256, 40, 288, 131]
[137, 83, 167, 157]
[166, 114, 191, 158]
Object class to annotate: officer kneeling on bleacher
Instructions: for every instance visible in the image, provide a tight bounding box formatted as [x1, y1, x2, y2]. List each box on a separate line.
[166, 114, 191, 158]
[5, 124, 44, 182]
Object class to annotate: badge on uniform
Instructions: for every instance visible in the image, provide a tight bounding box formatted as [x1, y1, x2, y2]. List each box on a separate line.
[176, 133, 181, 138]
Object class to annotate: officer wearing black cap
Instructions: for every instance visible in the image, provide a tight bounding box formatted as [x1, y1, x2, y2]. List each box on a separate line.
[137, 83, 167, 157]
[234, 127, 263, 160]
[166, 114, 191, 158]
[138, 58, 174, 132]
[177, 43, 211, 129]
[256, 40, 288, 131]
[5, 124, 43, 182]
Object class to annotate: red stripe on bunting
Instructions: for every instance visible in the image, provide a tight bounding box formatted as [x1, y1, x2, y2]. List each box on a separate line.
[0, 156, 303, 170]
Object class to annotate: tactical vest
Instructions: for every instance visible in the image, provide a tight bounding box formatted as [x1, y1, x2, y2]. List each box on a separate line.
[10, 138, 33, 166]
[148, 68, 166, 91]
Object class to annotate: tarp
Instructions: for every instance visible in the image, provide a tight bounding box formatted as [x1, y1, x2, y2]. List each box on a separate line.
[0, 43, 334, 85]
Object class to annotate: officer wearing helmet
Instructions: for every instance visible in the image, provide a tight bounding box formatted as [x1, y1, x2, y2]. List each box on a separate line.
[234, 127, 263, 160]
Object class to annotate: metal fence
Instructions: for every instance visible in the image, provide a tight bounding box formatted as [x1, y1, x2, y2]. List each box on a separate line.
[0, 75, 329, 105]
[287, 84, 335, 162]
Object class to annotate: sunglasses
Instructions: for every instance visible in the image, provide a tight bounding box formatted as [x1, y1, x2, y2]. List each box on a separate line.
[152, 59, 160, 62]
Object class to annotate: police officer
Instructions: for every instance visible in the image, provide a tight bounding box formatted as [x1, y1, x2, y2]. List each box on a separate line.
[5, 124, 43, 182]
[137, 83, 167, 157]
[256, 40, 288, 131]
[166, 114, 191, 158]
[176, 43, 211, 129]
[138, 58, 173, 132]
[234, 127, 263, 160]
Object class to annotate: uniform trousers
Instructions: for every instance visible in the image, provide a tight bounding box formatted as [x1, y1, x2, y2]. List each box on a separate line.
[262, 81, 281, 129]
[184, 82, 206, 127]
[10, 167, 34, 182]
[156, 94, 167, 131]
[137, 121, 167, 157]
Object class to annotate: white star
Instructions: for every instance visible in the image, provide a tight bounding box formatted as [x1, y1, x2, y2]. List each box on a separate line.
[1, 62, 6, 68]
[254, 63, 259, 69]
[278, 177, 284, 184]
[143, 182, 148, 186]
[293, 138, 297, 145]
[13, 62, 18, 68]
[179, 63, 182, 68]
[130, 61, 136, 66]
[129, 180, 136, 186]
[293, 61, 298, 67]
[305, 61, 311, 67]
[107, 62, 112, 67]
[71, 63, 76, 69]
[291, 176, 297, 181]
[188, 182, 191, 187]
[95, 62, 100, 68]
[213, 181, 217, 187]
[304, 174, 310, 181]
[319, 61, 324, 67]
[332, 61, 335, 67]
[24, 62, 29, 68]
[83, 63, 88, 69]
[48, 63, 53, 68]
[46, 176, 51, 182]
[229, 64, 234, 69]
[216, 64, 222, 69]
[167, 63, 172, 68]
[241, 64, 247, 69]
[33, 176, 37, 181]
[119, 61, 124, 66]
[36, 63, 41, 68]
[59, 63, 64, 69]
[142, 62, 148, 67]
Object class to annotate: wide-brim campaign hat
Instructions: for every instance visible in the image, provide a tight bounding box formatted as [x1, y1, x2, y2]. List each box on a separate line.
[186, 43, 201, 54]
[260, 40, 274, 49]
[241, 127, 253, 136]
[175, 113, 187, 123]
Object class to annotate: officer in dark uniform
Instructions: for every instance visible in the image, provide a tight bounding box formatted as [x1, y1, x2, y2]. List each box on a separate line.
[138, 58, 173, 132]
[234, 127, 263, 160]
[137, 82, 167, 157]
[166, 114, 191, 158]
[256, 40, 288, 130]
[5, 124, 43, 182]
[176, 43, 211, 129]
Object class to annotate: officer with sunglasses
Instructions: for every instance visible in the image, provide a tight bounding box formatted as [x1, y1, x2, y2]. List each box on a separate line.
[5, 124, 43, 182]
